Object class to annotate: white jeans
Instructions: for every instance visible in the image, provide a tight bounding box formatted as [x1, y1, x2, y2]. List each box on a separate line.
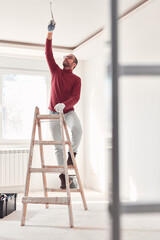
[49, 110, 82, 165]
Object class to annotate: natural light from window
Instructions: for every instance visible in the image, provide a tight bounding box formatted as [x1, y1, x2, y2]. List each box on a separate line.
[2, 74, 47, 140]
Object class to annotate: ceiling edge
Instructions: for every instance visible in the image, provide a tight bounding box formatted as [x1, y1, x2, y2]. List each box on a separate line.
[0, 0, 155, 53]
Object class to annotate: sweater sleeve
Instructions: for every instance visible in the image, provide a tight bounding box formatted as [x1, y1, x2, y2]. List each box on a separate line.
[63, 78, 81, 110]
[45, 39, 59, 73]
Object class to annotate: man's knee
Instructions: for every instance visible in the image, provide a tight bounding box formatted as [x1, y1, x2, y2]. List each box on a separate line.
[72, 125, 82, 137]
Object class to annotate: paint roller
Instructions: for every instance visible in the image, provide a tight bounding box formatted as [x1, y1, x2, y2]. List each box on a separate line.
[50, 1, 56, 26]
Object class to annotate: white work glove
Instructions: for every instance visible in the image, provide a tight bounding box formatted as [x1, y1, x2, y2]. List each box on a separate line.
[54, 103, 65, 113]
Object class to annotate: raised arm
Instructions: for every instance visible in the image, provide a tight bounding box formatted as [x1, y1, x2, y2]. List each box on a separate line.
[47, 32, 53, 40]
[45, 20, 59, 73]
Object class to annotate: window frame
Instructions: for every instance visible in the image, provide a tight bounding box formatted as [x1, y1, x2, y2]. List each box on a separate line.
[0, 68, 50, 145]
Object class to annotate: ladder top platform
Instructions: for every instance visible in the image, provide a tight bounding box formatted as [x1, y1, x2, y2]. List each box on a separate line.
[37, 114, 61, 120]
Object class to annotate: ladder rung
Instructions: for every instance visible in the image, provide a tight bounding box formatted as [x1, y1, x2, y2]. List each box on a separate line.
[22, 197, 70, 205]
[30, 167, 64, 173]
[37, 114, 60, 119]
[44, 165, 64, 168]
[44, 165, 75, 170]
[46, 188, 81, 192]
[34, 140, 69, 145]
[68, 165, 75, 169]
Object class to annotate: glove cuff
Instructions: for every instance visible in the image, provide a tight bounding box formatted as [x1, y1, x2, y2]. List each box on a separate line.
[48, 29, 54, 33]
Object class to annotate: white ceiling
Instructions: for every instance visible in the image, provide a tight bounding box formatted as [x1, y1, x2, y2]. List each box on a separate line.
[0, 0, 143, 48]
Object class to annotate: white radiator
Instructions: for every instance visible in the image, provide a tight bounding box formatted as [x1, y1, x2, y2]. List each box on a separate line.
[0, 148, 29, 187]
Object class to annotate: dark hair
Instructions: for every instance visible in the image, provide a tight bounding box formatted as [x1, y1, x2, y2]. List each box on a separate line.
[73, 55, 78, 68]
[74, 56, 78, 65]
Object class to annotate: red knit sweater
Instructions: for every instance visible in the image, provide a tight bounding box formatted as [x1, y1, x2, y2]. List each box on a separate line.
[45, 39, 81, 114]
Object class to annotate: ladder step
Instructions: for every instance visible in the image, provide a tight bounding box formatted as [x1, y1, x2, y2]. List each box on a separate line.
[44, 165, 64, 168]
[46, 188, 81, 192]
[44, 165, 74, 169]
[22, 197, 70, 205]
[30, 167, 64, 173]
[34, 140, 69, 145]
[37, 114, 60, 119]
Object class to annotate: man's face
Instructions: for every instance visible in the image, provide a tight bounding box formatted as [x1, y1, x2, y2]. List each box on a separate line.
[63, 55, 76, 69]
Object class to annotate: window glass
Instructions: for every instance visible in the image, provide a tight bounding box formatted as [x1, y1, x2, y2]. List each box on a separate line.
[2, 74, 47, 139]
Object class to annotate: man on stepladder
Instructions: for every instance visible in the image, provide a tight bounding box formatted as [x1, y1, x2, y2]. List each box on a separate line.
[45, 20, 82, 189]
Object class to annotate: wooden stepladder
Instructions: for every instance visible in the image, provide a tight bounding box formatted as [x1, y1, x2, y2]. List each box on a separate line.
[21, 106, 87, 228]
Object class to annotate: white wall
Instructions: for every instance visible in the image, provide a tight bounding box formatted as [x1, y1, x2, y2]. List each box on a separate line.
[81, 32, 110, 193]
[119, 76, 160, 202]
[119, 0, 160, 201]
[81, 0, 160, 200]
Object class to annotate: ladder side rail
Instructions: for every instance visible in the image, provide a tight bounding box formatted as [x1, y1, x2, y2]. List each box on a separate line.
[60, 113, 74, 227]
[21, 107, 38, 226]
[63, 118, 88, 210]
[37, 107, 49, 208]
